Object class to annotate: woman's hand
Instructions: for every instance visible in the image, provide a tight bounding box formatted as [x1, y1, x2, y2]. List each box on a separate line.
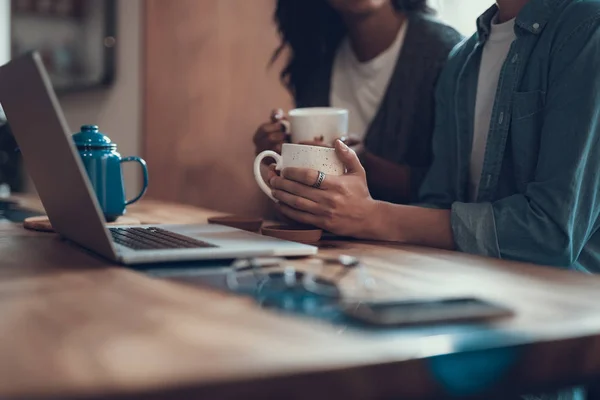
[253, 108, 290, 155]
[268, 140, 377, 238]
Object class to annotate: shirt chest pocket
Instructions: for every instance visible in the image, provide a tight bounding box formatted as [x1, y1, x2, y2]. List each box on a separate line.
[510, 90, 546, 188]
[512, 90, 545, 120]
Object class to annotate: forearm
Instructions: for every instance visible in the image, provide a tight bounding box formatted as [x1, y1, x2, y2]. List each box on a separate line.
[365, 201, 455, 250]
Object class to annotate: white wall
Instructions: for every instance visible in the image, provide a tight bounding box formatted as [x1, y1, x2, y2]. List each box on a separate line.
[59, 0, 142, 196]
[433, 0, 493, 36]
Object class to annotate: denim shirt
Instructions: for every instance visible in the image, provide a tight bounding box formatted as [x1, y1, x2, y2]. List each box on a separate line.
[418, 0, 600, 274]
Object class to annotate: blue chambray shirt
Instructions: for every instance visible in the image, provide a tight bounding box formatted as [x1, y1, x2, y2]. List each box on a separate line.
[418, 0, 600, 274]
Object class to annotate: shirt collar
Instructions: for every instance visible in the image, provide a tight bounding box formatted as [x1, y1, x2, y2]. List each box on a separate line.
[476, 3, 499, 43]
[476, 0, 570, 43]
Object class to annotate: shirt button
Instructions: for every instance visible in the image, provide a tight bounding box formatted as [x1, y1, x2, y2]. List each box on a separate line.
[511, 53, 519, 63]
[498, 112, 505, 125]
[532, 22, 540, 30]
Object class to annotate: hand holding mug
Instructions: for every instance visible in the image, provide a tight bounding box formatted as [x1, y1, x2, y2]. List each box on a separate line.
[254, 143, 345, 202]
[253, 108, 290, 155]
[254, 107, 350, 153]
[269, 140, 376, 238]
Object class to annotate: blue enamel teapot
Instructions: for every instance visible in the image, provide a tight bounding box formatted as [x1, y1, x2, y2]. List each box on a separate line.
[72, 125, 148, 222]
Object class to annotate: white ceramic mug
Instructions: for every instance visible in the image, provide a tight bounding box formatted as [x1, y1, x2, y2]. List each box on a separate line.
[281, 107, 348, 145]
[254, 143, 345, 202]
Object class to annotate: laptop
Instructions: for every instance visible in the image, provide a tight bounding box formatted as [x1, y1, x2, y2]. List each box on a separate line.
[0, 52, 317, 265]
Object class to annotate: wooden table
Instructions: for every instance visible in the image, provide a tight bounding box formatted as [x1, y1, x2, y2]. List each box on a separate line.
[2, 198, 600, 400]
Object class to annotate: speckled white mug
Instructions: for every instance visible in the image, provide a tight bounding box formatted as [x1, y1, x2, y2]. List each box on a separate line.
[254, 143, 345, 202]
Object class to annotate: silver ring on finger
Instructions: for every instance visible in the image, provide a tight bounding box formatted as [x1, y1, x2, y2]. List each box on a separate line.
[312, 171, 326, 189]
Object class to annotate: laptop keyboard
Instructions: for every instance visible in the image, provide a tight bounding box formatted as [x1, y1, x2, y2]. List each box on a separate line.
[109, 227, 217, 251]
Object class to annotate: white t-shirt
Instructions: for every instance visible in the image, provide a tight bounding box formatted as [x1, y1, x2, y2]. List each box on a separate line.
[469, 16, 516, 201]
[330, 21, 408, 141]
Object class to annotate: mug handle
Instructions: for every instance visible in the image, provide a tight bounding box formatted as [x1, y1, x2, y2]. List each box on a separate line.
[121, 156, 149, 206]
[254, 150, 283, 202]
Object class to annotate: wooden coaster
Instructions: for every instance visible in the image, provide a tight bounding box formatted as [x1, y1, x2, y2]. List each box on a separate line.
[23, 215, 141, 233]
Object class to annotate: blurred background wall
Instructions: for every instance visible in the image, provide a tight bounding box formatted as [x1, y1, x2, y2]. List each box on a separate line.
[143, 0, 290, 217]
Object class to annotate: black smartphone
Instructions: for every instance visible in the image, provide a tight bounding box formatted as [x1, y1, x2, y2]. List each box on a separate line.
[340, 297, 513, 327]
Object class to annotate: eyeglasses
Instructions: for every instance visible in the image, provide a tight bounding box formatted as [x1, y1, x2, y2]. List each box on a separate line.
[226, 255, 377, 318]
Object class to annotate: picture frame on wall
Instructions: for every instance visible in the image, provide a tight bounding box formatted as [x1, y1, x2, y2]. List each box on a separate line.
[10, 0, 117, 93]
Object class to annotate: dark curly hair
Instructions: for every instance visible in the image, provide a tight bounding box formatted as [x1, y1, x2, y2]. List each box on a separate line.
[272, 0, 432, 98]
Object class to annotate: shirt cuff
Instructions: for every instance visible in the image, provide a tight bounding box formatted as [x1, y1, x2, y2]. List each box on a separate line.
[451, 202, 501, 258]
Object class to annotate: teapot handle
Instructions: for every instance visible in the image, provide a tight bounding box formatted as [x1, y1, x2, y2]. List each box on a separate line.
[121, 156, 149, 206]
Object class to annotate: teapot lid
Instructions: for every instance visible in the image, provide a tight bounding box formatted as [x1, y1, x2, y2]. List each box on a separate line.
[72, 125, 116, 149]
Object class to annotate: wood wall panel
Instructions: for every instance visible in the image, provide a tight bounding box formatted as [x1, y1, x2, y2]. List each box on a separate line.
[143, 0, 291, 217]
